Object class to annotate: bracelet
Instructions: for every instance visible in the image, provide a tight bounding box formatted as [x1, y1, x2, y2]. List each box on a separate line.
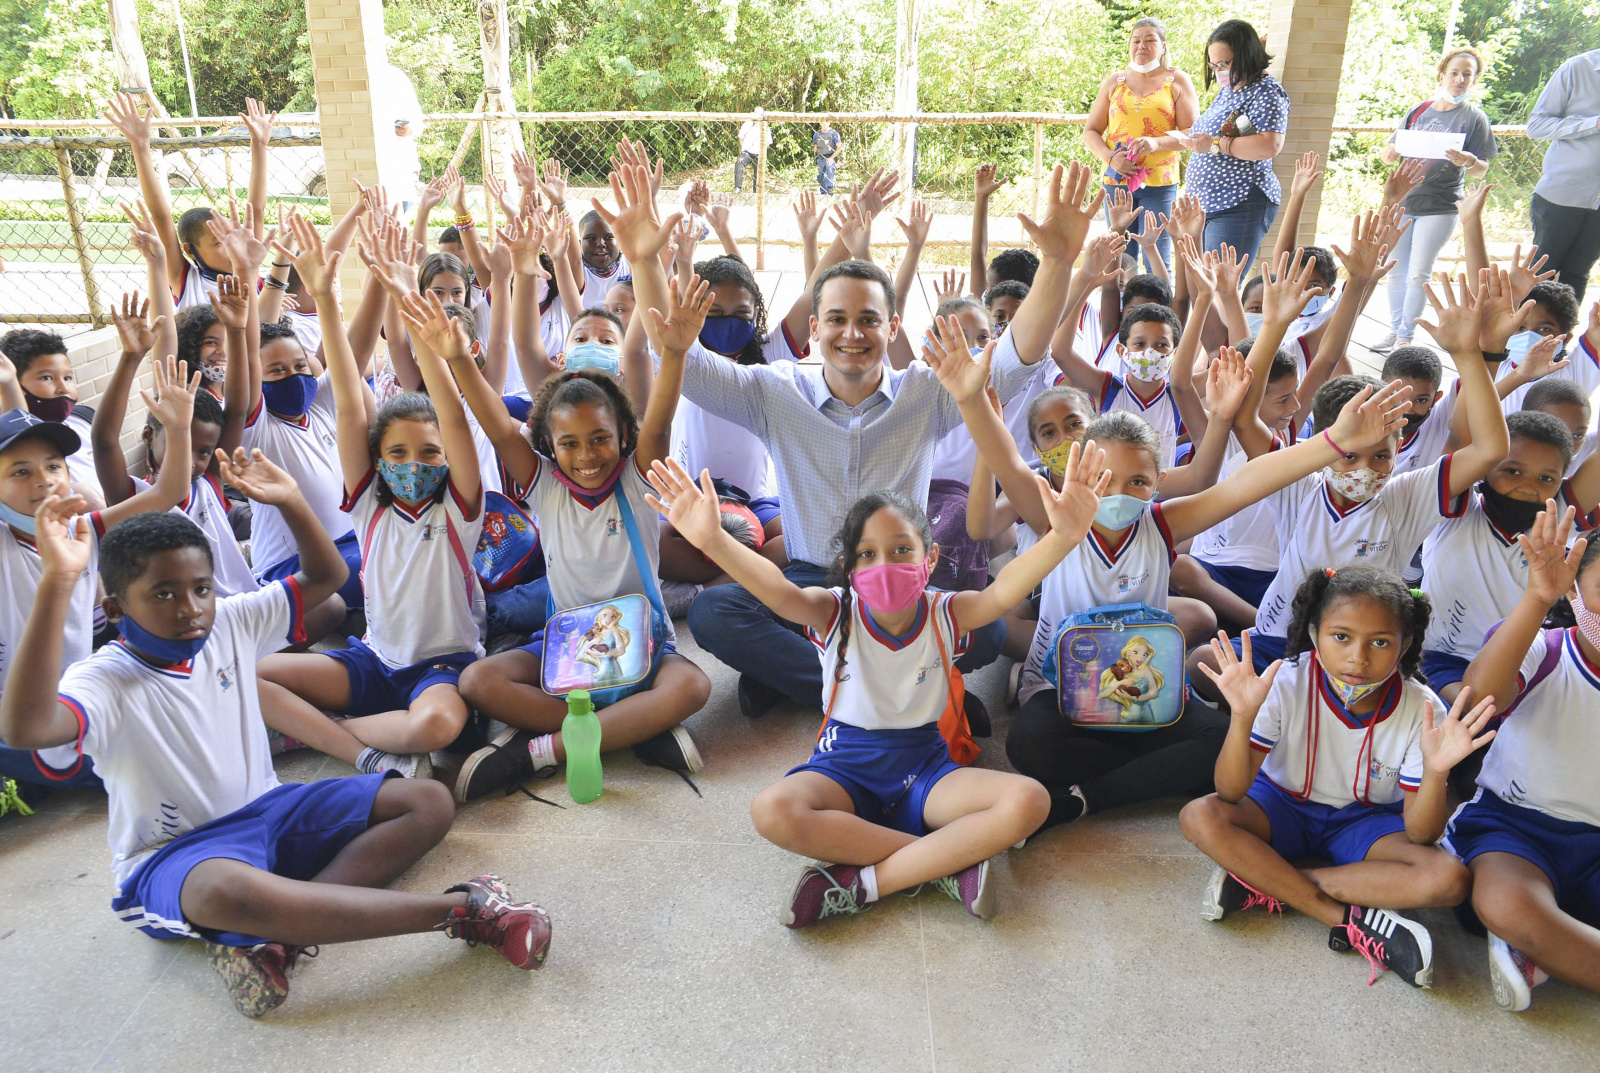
[455, 219, 476, 230]
[1321, 429, 1347, 456]
[272, 262, 292, 269]
[263, 277, 288, 290]
[1483, 349, 1508, 363]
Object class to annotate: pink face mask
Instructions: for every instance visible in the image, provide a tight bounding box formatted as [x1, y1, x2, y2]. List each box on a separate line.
[851, 561, 929, 614]
[1571, 585, 1600, 651]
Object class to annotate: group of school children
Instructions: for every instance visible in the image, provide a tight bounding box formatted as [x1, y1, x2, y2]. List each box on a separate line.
[0, 91, 1596, 1023]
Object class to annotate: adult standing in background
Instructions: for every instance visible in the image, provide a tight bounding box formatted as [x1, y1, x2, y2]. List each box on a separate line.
[1142, 19, 1288, 266]
[1528, 48, 1600, 301]
[813, 121, 841, 195]
[1088, 17, 1200, 272]
[374, 59, 424, 214]
[1374, 48, 1498, 352]
[735, 115, 770, 194]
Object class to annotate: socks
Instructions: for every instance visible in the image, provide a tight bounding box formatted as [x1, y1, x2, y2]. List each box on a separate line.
[859, 864, 880, 903]
[528, 734, 558, 772]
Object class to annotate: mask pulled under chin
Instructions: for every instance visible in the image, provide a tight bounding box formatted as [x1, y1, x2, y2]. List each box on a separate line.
[24, 392, 73, 423]
[1319, 659, 1391, 708]
[1128, 56, 1164, 74]
[120, 613, 208, 662]
[1323, 465, 1389, 504]
[0, 499, 37, 534]
[852, 561, 929, 615]
[1571, 586, 1600, 652]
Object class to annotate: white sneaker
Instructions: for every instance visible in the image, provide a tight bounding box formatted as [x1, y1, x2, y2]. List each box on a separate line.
[1488, 931, 1545, 1012]
[355, 747, 432, 780]
[659, 580, 702, 619]
[1006, 662, 1023, 708]
[1370, 332, 1398, 353]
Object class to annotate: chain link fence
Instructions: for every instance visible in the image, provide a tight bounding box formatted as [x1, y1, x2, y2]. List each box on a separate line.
[1, 112, 1537, 334]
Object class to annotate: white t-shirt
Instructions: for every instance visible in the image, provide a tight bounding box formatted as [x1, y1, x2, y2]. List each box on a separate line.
[808, 588, 970, 731]
[1254, 456, 1465, 640]
[239, 373, 354, 572]
[61, 412, 100, 498]
[1475, 627, 1600, 827]
[345, 471, 485, 668]
[739, 119, 771, 156]
[1392, 380, 1460, 478]
[462, 405, 504, 497]
[1250, 657, 1431, 808]
[580, 256, 633, 309]
[1063, 368, 1185, 469]
[1019, 504, 1176, 705]
[130, 473, 258, 598]
[174, 264, 219, 313]
[1501, 335, 1600, 413]
[58, 579, 306, 893]
[502, 289, 572, 398]
[1190, 431, 1290, 572]
[931, 360, 1051, 483]
[510, 457, 672, 640]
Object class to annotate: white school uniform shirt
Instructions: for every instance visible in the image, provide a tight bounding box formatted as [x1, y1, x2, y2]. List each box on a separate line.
[285, 309, 323, 361]
[1254, 455, 1466, 640]
[503, 292, 572, 399]
[1475, 627, 1600, 827]
[0, 514, 103, 776]
[510, 457, 673, 641]
[1075, 305, 1104, 367]
[345, 471, 486, 667]
[462, 405, 504, 497]
[1249, 657, 1431, 808]
[580, 255, 633, 309]
[239, 372, 355, 573]
[1421, 485, 1576, 659]
[1189, 430, 1292, 572]
[1093, 370, 1185, 470]
[931, 359, 1052, 482]
[173, 264, 220, 313]
[129, 473, 258, 598]
[1391, 380, 1460, 478]
[1018, 503, 1177, 705]
[56, 579, 307, 894]
[1089, 335, 1120, 371]
[61, 412, 100, 499]
[1501, 335, 1600, 413]
[808, 588, 970, 731]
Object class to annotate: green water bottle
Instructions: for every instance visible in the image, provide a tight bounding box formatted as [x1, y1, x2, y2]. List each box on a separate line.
[562, 689, 603, 803]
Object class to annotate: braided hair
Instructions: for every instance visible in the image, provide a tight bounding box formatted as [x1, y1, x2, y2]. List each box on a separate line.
[824, 491, 934, 685]
[1284, 564, 1429, 682]
[528, 370, 640, 460]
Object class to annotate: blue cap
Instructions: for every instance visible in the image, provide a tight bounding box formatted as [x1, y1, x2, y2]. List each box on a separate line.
[0, 407, 81, 458]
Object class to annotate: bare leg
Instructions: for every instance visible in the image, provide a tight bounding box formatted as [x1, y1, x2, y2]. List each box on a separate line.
[313, 778, 455, 887]
[1471, 852, 1600, 993]
[1170, 596, 1219, 649]
[340, 682, 470, 755]
[1188, 644, 1226, 703]
[1438, 681, 1463, 705]
[1180, 793, 1347, 927]
[1170, 554, 1259, 634]
[751, 772, 916, 864]
[870, 769, 1049, 896]
[1305, 832, 1471, 910]
[258, 654, 364, 765]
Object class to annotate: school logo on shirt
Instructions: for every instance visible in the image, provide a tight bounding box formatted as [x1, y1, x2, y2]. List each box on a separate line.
[319, 430, 336, 448]
[1369, 758, 1398, 782]
[1353, 538, 1389, 558]
[913, 660, 941, 686]
[1503, 778, 1528, 806]
[217, 667, 234, 692]
[1116, 569, 1151, 593]
[605, 518, 621, 537]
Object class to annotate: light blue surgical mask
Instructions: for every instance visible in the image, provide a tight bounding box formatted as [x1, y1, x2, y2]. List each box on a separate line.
[377, 459, 448, 502]
[565, 342, 622, 376]
[1300, 293, 1330, 320]
[1094, 493, 1150, 530]
[1507, 330, 1563, 366]
[1244, 312, 1263, 338]
[1439, 88, 1470, 105]
[0, 500, 36, 535]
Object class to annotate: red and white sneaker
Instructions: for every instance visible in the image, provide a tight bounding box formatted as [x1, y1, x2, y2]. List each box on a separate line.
[207, 941, 315, 1017]
[1201, 866, 1285, 921]
[1488, 931, 1547, 1012]
[931, 859, 996, 920]
[781, 864, 868, 929]
[438, 874, 552, 970]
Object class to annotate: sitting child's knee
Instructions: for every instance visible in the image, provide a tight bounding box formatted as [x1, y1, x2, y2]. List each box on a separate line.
[750, 787, 804, 843]
[1013, 777, 1051, 830]
[412, 698, 468, 750]
[457, 660, 497, 706]
[1429, 856, 1472, 906]
[1178, 794, 1225, 844]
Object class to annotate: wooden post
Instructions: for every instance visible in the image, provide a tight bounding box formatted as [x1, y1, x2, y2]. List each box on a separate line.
[54, 147, 108, 328]
[105, 0, 219, 204]
[1031, 122, 1044, 226]
[892, 0, 921, 187]
[755, 108, 768, 271]
[476, 0, 524, 188]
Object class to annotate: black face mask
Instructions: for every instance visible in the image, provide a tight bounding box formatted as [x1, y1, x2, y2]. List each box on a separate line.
[1478, 480, 1545, 534]
[1402, 410, 1428, 438]
[23, 391, 72, 423]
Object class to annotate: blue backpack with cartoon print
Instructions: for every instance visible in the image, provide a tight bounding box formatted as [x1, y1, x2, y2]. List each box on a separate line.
[1040, 602, 1188, 730]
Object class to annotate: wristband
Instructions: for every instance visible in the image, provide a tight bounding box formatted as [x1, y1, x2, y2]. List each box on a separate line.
[263, 277, 288, 290]
[272, 262, 292, 269]
[1321, 429, 1347, 457]
[1482, 349, 1508, 363]
[454, 214, 475, 227]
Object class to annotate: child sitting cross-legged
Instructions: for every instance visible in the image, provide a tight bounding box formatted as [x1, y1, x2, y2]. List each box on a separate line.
[645, 443, 1109, 926]
[1180, 566, 1497, 989]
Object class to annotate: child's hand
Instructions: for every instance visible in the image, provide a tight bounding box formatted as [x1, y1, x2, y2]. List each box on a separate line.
[1517, 501, 1588, 606]
[643, 458, 723, 550]
[1456, 181, 1490, 222]
[445, 165, 469, 217]
[417, 174, 448, 216]
[1290, 150, 1322, 199]
[122, 201, 168, 269]
[1038, 439, 1112, 544]
[1206, 347, 1253, 422]
[1420, 686, 1499, 776]
[113, 292, 159, 358]
[829, 198, 871, 260]
[612, 138, 664, 203]
[592, 163, 680, 263]
[511, 151, 539, 191]
[239, 97, 277, 146]
[1082, 230, 1128, 284]
[981, 383, 1002, 418]
[397, 291, 472, 363]
[207, 201, 274, 278]
[705, 199, 731, 235]
[1371, 203, 1411, 263]
[485, 231, 514, 283]
[496, 213, 552, 279]
[209, 274, 251, 330]
[792, 189, 823, 242]
[103, 91, 154, 146]
[274, 210, 341, 302]
[922, 316, 993, 405]
[1133, 209, 1166, 252]
[1512, 334, 1571, 384]
[1331, 209, 1395, 283]
[670, 214, 699, 268]
[1197, 631, 1281, 719]
[1327, 378, 1412, 453]
[33, 494, 91, 581]
[853, 167, 902, 219]
[1213, 241, 1249, 292]
[546, 210, 573, 262]
[355, 179, 392, 221]
[538, 157, 570, 208]
[140, 353, 201, 431]
[1508, 243, 1556, 304]
[895, 198, 932, 249]
[932, 269, 967, 306]
[1259, 248, 1321, 328]
[0, 349, 17, 389]
[974, 163, 1008, 201]
[647, 273, 713, 354]
[1382, 158, 1427, 207]
[1415, 272, 1487, 356]
[1168, 192, 1206, 240]
[1107, 186, 1137, 233]
[216, 447, 301, 506]
[1180, 243, 1217, 300]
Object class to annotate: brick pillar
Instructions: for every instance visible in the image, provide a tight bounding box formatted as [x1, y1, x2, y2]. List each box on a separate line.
[305, 0, 387, 304]
[1264, 0, 1354, 251]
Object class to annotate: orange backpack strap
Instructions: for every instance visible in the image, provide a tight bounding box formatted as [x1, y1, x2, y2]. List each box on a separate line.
[933, 593, 979, 765]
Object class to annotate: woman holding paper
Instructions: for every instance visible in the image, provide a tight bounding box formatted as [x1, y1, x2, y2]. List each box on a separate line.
[1376, 48, 1498, 352]
[1084, 17, 1200, 272]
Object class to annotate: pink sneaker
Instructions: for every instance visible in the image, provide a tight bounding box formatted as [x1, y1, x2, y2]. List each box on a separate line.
[781, 864, 868, 929]
[932, 859, 996, 919]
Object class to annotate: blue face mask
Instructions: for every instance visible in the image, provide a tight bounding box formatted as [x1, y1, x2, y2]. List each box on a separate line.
[377, 459, 449, 502]
[565, 342, 621, 376]
[0, 500, 36, 535]
[1244, 312, 1263, 338]
[261, 373, 318, 417]
[119, 612, 208, 662]
[1300, 293, 1330, 320]
[1094, 493, 1150, 530]
[1439, 88, 1470, 105]
[1507, 330, 1562, 366]
[699, 315, 757, 356]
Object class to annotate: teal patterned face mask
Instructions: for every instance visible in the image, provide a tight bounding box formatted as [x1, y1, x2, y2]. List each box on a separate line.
[377, 459, 448, 502]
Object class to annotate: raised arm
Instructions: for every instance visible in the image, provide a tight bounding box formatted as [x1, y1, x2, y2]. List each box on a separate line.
[1011, 162, 1104, 365]
[1198, 633, 1278, 801]
[103, 93, 184, 295]
[1231, 248, 1321, 458]
[1158, 347, 1253, 499]
[223, 448, 349, 607]
[1414, 273, 1508, 497]
[705, 201, 741, 261]
[1294, 211, 1400, 424]
[1169, 255, 1217, 441]
[479, 239, 515, 394]
[638, 274, 712, 471]
[546, 211, 585, 321]
[124, 202, 178, 361]
[793, 190, 823, 281]
[238, 98, 275, 240]
[1270, 151, 1321, 270]
[597, 160, 684, 362]
[1456, 182, 1491, 284]
[965, 386, 1016, 541]
[100, 356, 200, 529]
[94, 294, 161, 504]
[970, 164, 1008, 296]
[445, 167, 493, 291]
[212, 274, 255, 457]
[396, 292, 484, 509]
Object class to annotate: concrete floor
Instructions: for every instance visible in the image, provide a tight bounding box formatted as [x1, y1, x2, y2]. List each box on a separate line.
[4, 304, 1596, 1071]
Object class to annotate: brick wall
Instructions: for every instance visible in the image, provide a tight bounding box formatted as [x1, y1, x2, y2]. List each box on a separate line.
[1265, 0, 1355, 251]
[69, 327, 155, 474]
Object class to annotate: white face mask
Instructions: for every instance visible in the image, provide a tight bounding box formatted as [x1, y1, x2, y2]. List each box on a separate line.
[1439, 87, 1471, 105]
[1244, 312, 1263, 338]
[1124, 347, 1172, 382]
[1129, 56, 1163, 74]
[1323, 465, 1390, 504]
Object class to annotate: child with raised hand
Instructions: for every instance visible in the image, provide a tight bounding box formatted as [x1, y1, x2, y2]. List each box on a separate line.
[1180, 566, 1497, 989]
[0, 357, 198, 789]
[648, 444, 1106, 927]
[931, 323, 1413, 828]
[0, 476, 551, 1020]
[257, 217, 486, 780]
[446, 268, 713, 802]
[1450, 503, 1600, 1011]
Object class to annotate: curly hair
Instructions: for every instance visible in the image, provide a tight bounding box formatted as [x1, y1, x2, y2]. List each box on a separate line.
[1284, 564, 1429, 682]
[528, 370, 640, 461]
[101, 511, 213, 598]
[824, 491, 934, 686]
[0, 329, 68, 375]
[693, 254, 770, 366]
[173, 306, 223, 375]
[988, 248, 1039, 287]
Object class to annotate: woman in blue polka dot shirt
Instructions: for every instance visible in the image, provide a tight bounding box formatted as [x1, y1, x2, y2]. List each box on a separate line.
[1142, 19, 1290, 266]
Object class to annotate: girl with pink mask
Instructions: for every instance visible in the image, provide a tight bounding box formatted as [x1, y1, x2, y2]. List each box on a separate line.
[644, 446, 1112, 930]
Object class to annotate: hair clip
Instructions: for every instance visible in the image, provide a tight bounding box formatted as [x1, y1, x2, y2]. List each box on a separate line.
[1324, 568, 1337, 578]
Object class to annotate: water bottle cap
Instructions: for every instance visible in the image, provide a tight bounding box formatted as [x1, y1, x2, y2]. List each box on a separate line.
[567, 688, 593, 713]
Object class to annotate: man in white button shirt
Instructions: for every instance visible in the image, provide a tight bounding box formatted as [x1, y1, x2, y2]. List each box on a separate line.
[734, 116, 770, 193]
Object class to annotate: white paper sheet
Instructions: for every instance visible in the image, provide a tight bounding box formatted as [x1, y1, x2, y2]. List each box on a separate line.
[1393, 129, 1466, 160]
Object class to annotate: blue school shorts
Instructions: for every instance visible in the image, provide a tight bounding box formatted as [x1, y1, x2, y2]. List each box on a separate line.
[1246, 772, 1407, 867]
[1420, 649, 1471, 694]
[112, 772, 394, 946]
[1195, 559, 1276, 609]
[788, 722, 961, 837]
[259, 529, 363, 609]
[326, 636, 476, 715]
[1444, 790, 1600, 926]
[1230, 629, 1288, 673]
[747, 496, 782, 528]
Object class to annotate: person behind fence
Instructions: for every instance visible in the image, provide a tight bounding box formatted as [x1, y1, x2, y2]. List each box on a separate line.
[813, 121, 841, 195]
[1527, 47, 1600, 303]
[0, 330, 103, 500]
[735, 115, 771, 194]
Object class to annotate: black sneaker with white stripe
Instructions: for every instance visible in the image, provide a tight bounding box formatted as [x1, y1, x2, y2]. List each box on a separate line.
[1329, 904, 1433, 988]
[632, 726, 703, 774]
